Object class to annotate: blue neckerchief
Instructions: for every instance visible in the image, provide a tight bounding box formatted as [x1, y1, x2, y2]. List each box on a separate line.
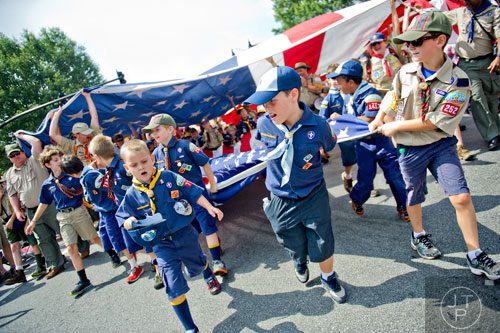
[468, 0, 492, 43]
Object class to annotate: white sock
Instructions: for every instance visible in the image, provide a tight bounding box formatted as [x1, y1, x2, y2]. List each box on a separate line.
[467, 248, 482, 261]
[413, 230, 426, 238]
[15, 265, 24, 271]
[128, 258, 137, 269]
[321, 269, 335, 281]
[344, 173, 352, 179]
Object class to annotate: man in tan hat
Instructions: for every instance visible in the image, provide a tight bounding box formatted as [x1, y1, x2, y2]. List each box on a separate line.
[3, 132, 66, 283]
[50, 90, 101, 165]
[294, 62, 324, 111]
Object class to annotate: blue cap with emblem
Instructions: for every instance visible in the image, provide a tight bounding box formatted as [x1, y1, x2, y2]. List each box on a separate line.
[369, 32, 386, 44]
[326, 60, 363, 79]
[244, 66, 302, 105]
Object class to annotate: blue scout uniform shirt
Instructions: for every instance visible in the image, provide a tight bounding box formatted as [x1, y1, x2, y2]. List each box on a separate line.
[223, 133, 239, 147]
[39, 172, 83, 210]
[237, 117, 256, 135]
[319, 87, 344, 120]
[346, 81, 382, 119]
[116, 170, 204, 235]
[80, 166, 118, 213]
[153, 138, 209, 187]
[107, 155, 132, 205]
[256, 102, 336, 199]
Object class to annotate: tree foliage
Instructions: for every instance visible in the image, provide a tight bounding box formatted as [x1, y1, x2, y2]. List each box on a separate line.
[0, 27, 103, 173]
[272, 0, 361, 34]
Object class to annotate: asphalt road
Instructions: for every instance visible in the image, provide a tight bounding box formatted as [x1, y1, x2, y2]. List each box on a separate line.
[1, 114, 499, 332]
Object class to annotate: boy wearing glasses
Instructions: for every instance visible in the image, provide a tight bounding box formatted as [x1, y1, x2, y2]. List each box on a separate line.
[370, 11, 499, 280]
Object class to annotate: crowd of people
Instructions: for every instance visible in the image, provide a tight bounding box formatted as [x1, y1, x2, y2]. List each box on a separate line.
[0, 2, 499, 332]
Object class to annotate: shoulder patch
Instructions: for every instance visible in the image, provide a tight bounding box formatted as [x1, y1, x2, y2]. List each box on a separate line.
[456, 78, 469, 87]
[444, 91, 466, 104]
[365, 93, 382, 111]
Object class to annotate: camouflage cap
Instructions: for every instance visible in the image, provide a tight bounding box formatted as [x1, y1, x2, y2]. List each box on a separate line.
[393, 11, 452, 44]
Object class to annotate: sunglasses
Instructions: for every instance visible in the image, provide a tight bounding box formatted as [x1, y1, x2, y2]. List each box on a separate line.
[370, 41, 382, 46]
[8, 151, 21, 158]
[406, 35, 437, 48]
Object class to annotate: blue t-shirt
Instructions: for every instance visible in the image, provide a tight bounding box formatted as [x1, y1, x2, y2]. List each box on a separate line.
[39, 173, 83, 210]
[116, 170, 204, 234]
[153, 138, 209, 187]
[80, 166, 118, 213]
[346, 81, 382, 119]
[319, 87, 344, 119]
[421, 67, 436, 79]
[256, 102, 336, 199]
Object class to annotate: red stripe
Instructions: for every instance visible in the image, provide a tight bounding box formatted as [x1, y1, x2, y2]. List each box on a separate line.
[283, 12, 343, 44]
[283, 33, 325, 74]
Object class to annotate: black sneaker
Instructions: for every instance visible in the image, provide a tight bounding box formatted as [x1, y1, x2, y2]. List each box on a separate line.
[110, 254, 122, 269]
[4, 270, 27, 285]
[153, 274, 164, 290]
[411, 233, 441, 259]
[321, 272, 347, 303]
[70, 280, 93, 297]
[294, 262, 309, 283]
[467, 251, 500, 280]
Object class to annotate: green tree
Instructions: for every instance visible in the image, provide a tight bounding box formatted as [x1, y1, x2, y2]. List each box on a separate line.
[0, 27, 103, 173]
[272, 0, 363, 34]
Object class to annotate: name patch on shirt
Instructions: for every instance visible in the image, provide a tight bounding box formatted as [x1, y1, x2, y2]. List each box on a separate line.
[435, 89, 447, 96]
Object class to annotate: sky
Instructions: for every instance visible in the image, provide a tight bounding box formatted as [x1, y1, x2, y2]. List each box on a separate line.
[0, 0, 277, 83]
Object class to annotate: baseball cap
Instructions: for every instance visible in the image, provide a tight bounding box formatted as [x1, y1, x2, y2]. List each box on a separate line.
[326, 60, 363, 79]
[369, 32, 386, 44]
[393, 11, 452, 44]
[244, 66, 302, 105]
[5, 143, 22, 157]
[72, 122, 94, 135]
[143, 114, 177, 133]
[294, 62, 310, 70]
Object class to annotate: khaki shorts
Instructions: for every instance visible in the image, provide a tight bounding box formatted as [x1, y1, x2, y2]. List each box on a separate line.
[57, 206, 98, 245]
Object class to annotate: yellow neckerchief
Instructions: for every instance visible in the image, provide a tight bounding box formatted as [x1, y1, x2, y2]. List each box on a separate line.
[132, 168, 161, 214]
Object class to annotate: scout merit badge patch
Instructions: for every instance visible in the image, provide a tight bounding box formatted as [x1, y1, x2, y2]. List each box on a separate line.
[303, 162, 312, 170]
[170, 190, 179, 199]
[441, 91, 466, 117]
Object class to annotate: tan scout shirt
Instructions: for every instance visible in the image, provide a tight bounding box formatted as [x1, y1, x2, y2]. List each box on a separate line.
[5, 152, 49, 209]
[445, 5, 500, 59]
[371, 50, 402, 91]
[59, 137, 93, 166]
[380, 56, 471, 146]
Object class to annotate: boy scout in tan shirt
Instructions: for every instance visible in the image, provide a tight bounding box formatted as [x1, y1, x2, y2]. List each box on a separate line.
[445, 0, 500, 150]
[370, 11, 499, 280]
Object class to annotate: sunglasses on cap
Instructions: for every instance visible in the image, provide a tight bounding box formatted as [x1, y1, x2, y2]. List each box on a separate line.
[8, 151, 21, 158]
[406, 34, 440, 48]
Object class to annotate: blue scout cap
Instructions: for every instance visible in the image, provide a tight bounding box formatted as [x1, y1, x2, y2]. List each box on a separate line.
[369, 32, 386, 44]
[326, 60, 363, 79]
[244, 66, 302, 105]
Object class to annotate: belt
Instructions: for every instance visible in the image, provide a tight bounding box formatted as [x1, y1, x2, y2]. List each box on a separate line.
[459, 54, 493, 62]
[58, 206, 78, 213]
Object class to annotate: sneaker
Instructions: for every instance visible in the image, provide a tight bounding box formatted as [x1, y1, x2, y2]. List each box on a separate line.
[154, 274, 164, 290]
[126, 266, 144, 284]
[457, 145, 473, 161]
[294, 262, 309, 283]
[46, 266, 65, 280]
[397, 207, 410, 222]
[206, 275, 222, 295]
[411, 233, 441, 259]
[467, 251, 500, 280]
[150, 260, 156, 272]
[212, 260, 228, 276]
[321, 272, 347, 303]
[4, 270, 26, 285]
[341, 172, 353, 193]
[350, 200, 364, 216]
[31, 268, 47, 279]
[110, 254, 122, 269]
[370, 189, 379, 197]
[70, 279, 93, 297]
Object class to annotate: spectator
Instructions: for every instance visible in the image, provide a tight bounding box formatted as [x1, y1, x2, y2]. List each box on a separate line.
[200, 118, 223, 158]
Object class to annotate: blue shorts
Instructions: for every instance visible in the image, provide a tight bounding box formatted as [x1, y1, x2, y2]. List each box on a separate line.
[398, 137, 469, 206]
[99, 211, 126, 253]
[264, 181, 334, 265]
[192, 189, 218, 236]
[339, 141, 357, 167]
[153, 225, 208, 301]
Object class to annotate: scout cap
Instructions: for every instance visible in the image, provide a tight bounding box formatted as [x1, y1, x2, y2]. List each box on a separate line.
[5, 143, 22, 156]
[244, 66, 302, 105]
[294, 62, 310, 70]
[326, 60, 363, 79]
[143, 114, 177, 133]
[72, 122, 94, 135]
[369, 32, 386, 44]
[393, 11, 452, 44]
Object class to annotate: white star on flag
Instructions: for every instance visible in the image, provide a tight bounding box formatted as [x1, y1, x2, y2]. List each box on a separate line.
[174, 100, 188, 110]
[68, 110, 87, 121]
[221, 105, 229, 111]
[212, 99, 221, 107]
[112, 101, 134, 111]
[127, 89, 147, 98]
[190, 110, 202, 118]
[203, 95, 215, 103]
[218, 76, 232, 86]
[171, 84, 190, 94]
[338, 127, 349, 139]
[102, 116, 119, 124]
[154, 100, 168, 106]
[141, 111, 157, 118]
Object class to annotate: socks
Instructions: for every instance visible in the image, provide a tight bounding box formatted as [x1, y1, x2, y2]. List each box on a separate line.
[171, 295, 197, 331]
[35, 254, 46, 270]
[202, 262, 213, 281]
[467, 248, 482, 261]
[128, 257, 138, 269]
[208, 243, 222, 261]
[413, 230, 426, 239]
[77, 269, 89, 282]
[321, 269, 335, 281]
[344, 173, 352, 180]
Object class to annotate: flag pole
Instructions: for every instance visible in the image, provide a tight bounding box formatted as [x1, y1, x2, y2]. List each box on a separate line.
[390, 0, 404, 63]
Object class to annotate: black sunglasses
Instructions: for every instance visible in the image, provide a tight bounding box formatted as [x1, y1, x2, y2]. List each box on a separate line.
[370, 41, 383, 46]
[406, 34, 438, 47]
[8, 151, 21, 158]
